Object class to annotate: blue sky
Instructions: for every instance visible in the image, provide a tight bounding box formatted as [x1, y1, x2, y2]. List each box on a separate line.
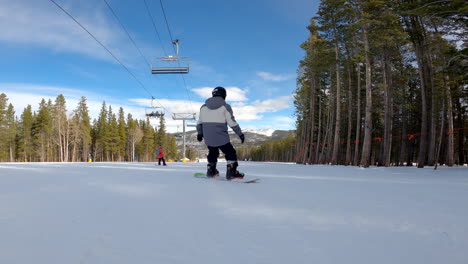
[0, 0, 319, 132]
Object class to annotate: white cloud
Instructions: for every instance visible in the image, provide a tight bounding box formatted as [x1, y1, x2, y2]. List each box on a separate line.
[2, 82, 293, 133]
[0, 0, 142, 63]
[0, 83, 142, 121]
[272, 116, 295, 129]
[192, 86, 248, 102]
[257, 71, 295, 82]
[231, 95, 292, 121]
[242, 116, 295, 131]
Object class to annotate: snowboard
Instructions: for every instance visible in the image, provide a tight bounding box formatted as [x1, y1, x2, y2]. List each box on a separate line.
[194, 173, 260, 183]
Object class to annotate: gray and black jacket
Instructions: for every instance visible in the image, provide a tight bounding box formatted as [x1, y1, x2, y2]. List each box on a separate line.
[196, 96, 243, 147]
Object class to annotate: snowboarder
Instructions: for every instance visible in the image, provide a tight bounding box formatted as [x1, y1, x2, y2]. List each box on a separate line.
[156, 145, 167, 166]
[196, 87, 245, 180]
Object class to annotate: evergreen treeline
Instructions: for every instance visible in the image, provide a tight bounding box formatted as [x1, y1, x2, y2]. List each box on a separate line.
[237, 133, 297, 162]
[0, 93, 179, 162]
[294, 0, 467, 167]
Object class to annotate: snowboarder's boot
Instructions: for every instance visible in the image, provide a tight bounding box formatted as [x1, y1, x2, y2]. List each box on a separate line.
[226, 161, 244, 180]
[206, 163, 219, 178]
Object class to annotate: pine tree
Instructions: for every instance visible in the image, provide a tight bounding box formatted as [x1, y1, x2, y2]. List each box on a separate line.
[107, 106, 120, 161]
[53, 94, 69, 162]
[33, 99, 53, 162]
[118, 107, 127, 161]
[5, 104, 16, 162]
[140, 118, 155, 161]
[155, 116, 167, 148]
[0, 93, 9, 161]
[165, 135, 178, 160]
[292, 0, 467, 167]
[317, 0, 351, 165]
[95, 102, 108, 161]
[18, 105, 34, 161]
[75, 97, 91, 162]
[127, 114, 142, 162]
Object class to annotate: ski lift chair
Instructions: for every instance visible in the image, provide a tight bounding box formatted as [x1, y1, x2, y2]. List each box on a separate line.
[145, 97, 165, 118]
[151, 39, 189, 74]
[145, 107, 165, 118]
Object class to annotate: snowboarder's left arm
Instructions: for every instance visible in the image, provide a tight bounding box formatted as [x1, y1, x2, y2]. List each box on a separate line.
[224, 104, 243, 137]
[196, 107, 204, 137]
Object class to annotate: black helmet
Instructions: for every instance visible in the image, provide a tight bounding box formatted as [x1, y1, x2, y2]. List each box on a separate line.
[212, 87, 226, 99]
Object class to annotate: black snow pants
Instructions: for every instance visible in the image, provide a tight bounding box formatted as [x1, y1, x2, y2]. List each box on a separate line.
[207, 142, 237, 163]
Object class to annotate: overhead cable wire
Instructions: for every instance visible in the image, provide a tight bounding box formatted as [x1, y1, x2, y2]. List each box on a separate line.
[102, 0, 165, 110]
[143, 0, 168, 56]
[180, 75, 195, 113]
[103, 0, 151, 67]
[48, 0, 154, 99]
[159, 0, 176, 55]
[158, 0, 195, 113]
[142, 0, 185, 114]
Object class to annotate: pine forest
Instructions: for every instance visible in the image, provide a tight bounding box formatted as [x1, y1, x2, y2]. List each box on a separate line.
[244, 0, 467, 167]
[0, 94, 179, 162]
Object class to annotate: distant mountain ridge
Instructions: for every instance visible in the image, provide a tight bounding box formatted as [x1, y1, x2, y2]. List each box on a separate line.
[170, 129, 294, 157]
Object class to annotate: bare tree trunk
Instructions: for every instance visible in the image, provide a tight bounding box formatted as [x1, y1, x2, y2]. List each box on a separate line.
[315, 93, 323, 163]
[416, 48, 429, 168]
[331, 43, 341, 165]
[72, 142, 77, 162]
[299, 118, 309, 164]
[454, 99, 465, 164]
[9, 143, 14, 162]
[132, 140, 135, 162]
[300, 117, 310, 164]
[57, 116, 64, 162]
[398, 103, 407, 166]
[353, 63, 362, 166]
[427, 53, 437, 166]
[445, 76, 454, 166]
[404, 15, 432, 168]
[345, 67, 353, 165]
[64, 120, 70, 162]
[47, 138, 51, 162]
[378, 53, 393, 167]
[434, 98, 445, 170]
[308, 72, 317, 164]
[326, 82, 336, 164]
[360, 25, 373, 168]
[320, 98, 332, 164]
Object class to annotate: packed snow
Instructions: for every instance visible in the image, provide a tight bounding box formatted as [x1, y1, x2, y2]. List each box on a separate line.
[0, 162, 467, 264]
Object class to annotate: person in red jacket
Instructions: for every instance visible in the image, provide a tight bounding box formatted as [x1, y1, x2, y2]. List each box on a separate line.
[156, 145, 167, 166]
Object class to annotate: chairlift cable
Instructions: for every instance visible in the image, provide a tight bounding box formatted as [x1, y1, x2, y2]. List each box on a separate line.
[159, 0, 195, 114]
[143, 0, 168, 57]
[159, 0, 176, 55]
[48, 0, 154, 99]
[180, 75, 195, 113]
[102, 0, 166, 111]
[103, 0, 151, 68]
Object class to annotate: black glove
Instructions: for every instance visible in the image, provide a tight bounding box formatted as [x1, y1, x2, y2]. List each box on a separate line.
[197, 134, 203, 142]
[239, 133, 245, 144]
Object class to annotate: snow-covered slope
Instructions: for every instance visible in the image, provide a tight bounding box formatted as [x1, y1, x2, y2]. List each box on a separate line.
[243, 128, 276, 137]
[0, 162, 467, 264]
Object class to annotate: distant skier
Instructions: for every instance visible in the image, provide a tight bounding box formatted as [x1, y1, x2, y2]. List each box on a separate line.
[156, 145, 167, 166]
[196, 87, 245, 180]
